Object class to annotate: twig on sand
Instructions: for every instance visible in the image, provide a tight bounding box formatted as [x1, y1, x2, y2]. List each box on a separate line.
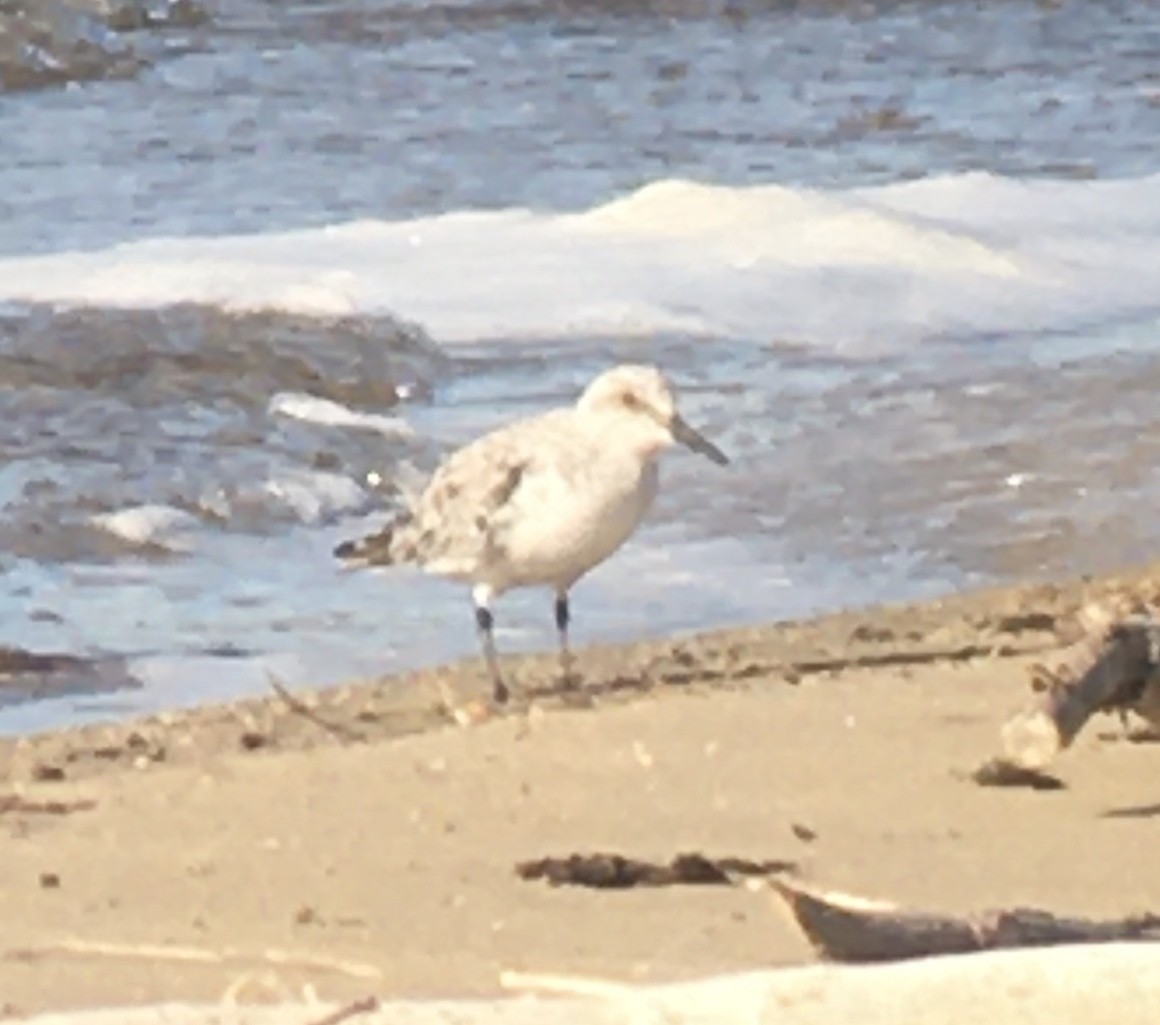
[268, 674, 367, 743]
[0, 794, 96, 816]
[4, 938, 381, 980]
[302, 996, 380, 1025]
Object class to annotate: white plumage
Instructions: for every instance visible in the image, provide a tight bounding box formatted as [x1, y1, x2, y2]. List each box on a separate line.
[336, 364, 728, 703]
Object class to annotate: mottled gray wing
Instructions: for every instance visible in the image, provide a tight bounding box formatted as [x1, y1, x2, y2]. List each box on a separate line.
[385, 418, 551, 573]
[335, 410, 580, 573]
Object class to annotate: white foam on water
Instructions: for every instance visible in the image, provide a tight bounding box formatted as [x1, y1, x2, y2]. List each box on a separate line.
[261, 469, 368, 525]
[268, 391, 414, 438]
[1, 173, 1159, 351]
[197, 470, 369, 526]
[90, 504, 202, 552]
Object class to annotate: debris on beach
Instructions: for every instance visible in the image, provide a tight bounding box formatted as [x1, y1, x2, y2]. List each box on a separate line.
[770, 877, 1160, 963]
[516, 851, 795, 889]
[982, 601, 1160, 778]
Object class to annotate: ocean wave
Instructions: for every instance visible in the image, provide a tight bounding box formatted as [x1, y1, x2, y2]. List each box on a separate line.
[90, 503, 201, 552]
[0, 303, 437, 557]
[0, 304, 441, 409]
[0, 0, 209, 93]
[1, 173, 1159, 353]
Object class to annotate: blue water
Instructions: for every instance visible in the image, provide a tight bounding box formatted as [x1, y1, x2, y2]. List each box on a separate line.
[3, 0, 1160, 733]
[5, 0, 1160, 256]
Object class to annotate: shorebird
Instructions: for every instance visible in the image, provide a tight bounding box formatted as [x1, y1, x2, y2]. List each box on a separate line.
[334, 364, 729, 703]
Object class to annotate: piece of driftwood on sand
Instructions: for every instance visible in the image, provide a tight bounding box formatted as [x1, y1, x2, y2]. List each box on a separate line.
[991, 602, 1160, 772]
[769, 877, 1160, 963]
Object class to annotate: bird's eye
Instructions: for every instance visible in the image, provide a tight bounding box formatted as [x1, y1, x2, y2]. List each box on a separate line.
[621, 392, 639, 409]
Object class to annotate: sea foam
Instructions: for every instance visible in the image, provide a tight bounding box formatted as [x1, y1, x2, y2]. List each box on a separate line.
[268, 392, 414, 438]
[1, 173, 1158, 353]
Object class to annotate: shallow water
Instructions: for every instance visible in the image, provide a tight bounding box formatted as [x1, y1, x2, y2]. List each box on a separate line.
[3, 0, 1160, 733]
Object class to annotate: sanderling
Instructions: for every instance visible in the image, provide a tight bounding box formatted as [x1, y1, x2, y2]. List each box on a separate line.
[335, 364, 729, 704]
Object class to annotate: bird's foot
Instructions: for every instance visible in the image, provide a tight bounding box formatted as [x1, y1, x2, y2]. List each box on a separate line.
[558, 649, 581, 689]
[555, 664, 593, 707]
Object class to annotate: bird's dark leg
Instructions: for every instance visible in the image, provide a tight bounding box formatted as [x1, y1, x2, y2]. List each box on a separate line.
[555, 591, 578, 687]
[473, 586, 508, 704]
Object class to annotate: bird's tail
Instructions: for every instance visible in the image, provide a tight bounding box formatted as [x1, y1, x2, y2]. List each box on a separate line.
[334, 512, 413, 567]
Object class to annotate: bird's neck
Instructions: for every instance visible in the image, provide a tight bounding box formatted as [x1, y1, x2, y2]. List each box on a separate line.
[585, 408, 668, 465]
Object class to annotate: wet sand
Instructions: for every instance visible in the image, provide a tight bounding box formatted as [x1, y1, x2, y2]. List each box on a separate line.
[5, 562, 1160, 1016]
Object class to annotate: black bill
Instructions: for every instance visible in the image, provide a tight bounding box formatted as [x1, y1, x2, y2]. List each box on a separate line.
[671, 414, 729, 466]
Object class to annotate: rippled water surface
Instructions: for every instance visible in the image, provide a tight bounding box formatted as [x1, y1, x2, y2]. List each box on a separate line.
[3, 0, 1160, 732]
[7, 0, 1160, 255]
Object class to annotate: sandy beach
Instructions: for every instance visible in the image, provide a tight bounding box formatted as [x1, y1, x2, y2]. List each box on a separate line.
[5, 561, 1160, 1018]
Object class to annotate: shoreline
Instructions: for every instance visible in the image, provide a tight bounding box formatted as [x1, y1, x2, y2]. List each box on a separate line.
[2, 557, 1153, 782]
[5, 559, 1160, 1016]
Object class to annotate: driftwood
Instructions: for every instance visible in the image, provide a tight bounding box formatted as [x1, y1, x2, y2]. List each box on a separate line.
[996, 603, 1160, 771]
[771, 878, 1160, 963]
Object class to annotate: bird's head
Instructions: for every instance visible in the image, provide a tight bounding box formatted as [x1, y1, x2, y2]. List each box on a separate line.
[576, 364, 729, 466]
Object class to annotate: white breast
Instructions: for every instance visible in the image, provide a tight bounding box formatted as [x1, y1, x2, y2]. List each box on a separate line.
[487, 453, 659, 593]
